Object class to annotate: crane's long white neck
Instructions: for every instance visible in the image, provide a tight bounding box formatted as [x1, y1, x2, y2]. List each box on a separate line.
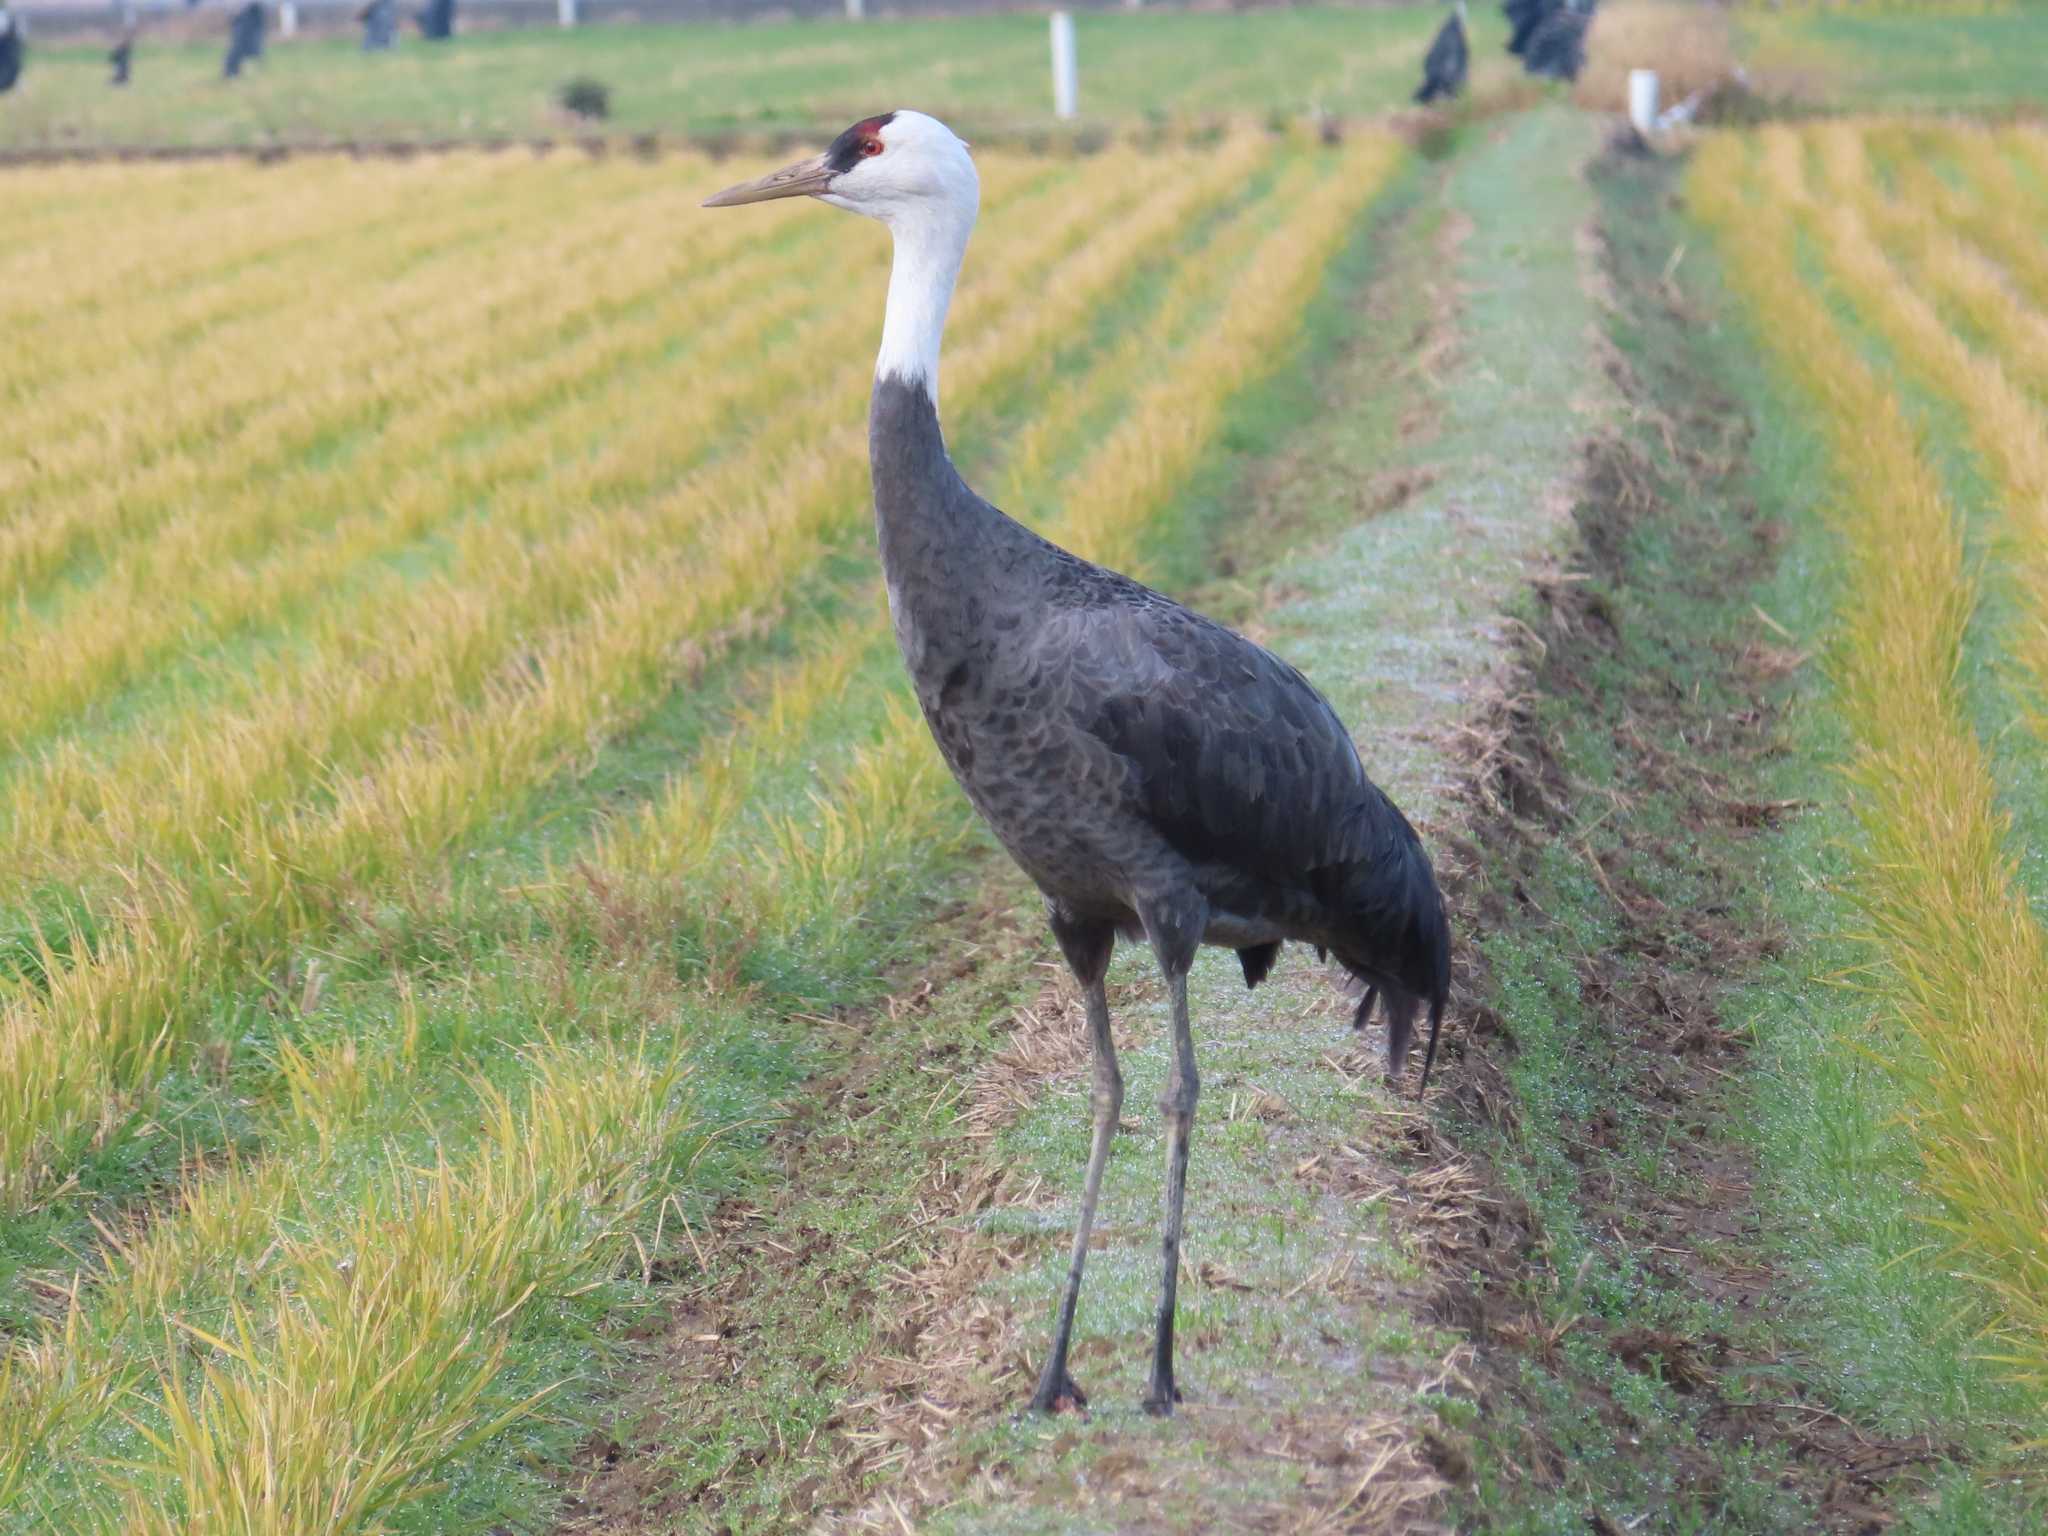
[876, 201, 973, 404]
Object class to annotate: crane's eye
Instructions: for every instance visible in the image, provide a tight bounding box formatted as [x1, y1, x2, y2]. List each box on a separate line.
[862, 139, 884, 157]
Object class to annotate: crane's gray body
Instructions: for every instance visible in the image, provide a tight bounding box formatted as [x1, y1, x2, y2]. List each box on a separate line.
[871, 375, 1447, 1023]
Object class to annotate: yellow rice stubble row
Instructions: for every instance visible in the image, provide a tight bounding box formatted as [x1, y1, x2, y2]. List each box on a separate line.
[0, 159, 237, 256]
[0, 141, 1273, 1213]
[2, 153, 1052, 547]
[984, 149, 1326, 524]
[1796, 123, 2048, 746]
[0, 151, 527, 361]
[1693, 127, 2048, 1385]
[0, 192, 873, 749]
[0, 153, 538, 422]
[0, 158, 867, 595]
[0, 156, 1116, 886]
[0, 160, 1064, 704]
[0, 157, 651, 519]
[1868, 123, 2048, 324]
[2, 1031, 693, 1532]
[1853, 122, 2048, 397]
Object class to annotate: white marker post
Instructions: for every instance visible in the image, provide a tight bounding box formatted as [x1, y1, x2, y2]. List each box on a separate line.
[1627, 68, 1660, 142]
[1050, 10, 1078, 120]
[558, 0, 577, 28]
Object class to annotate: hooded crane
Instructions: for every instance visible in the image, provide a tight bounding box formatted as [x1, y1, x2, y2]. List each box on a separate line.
[1415, 0, 1470, 105]
[705, 112, 1450, 1418]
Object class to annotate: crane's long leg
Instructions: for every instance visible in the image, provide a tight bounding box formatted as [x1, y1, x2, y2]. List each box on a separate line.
[1144, 959, 1199, 1416]
[1027, 972, 1121, 1414]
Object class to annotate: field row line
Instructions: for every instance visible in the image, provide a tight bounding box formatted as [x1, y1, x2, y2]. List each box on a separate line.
[0, 153, 541, 386]
[1693, 126, 2048, 1386]
[1796, 122, 2048, 794]
[4, 1019, 694, 1531]
[0, 160, 1083, 842]
[0, 201, 866, 750]
[0, 154, 530, 293]
[1860, 122, 2048, 393]
[0, 156, 667, 518]
[3, 152, 1057, 535]
[0, 161, 893, 591]
[0, 158, 1058, 655]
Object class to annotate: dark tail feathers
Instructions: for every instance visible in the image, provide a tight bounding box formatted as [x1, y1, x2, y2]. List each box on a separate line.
[1353, 983, 1448, 1094]
[1337, 833, 1451, 1096]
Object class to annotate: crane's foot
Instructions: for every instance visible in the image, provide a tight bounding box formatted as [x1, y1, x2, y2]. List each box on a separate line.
[1140, 1381, 1183, 1418]
[1027, 1370, 1089, 1416]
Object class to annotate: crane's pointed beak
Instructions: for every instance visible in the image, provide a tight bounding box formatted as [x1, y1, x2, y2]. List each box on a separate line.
[702, 153, 836, 208]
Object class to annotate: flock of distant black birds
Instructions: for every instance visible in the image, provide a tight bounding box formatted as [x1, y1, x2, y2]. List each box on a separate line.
[0, 1, 1584, 113]
[1416, 0, 1594, 105]
[0, 0, 456, 93]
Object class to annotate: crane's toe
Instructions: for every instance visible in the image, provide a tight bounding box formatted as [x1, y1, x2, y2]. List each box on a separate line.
[1140, 1382, 1184, 1418]
[1027, 1371, 1089, 1416]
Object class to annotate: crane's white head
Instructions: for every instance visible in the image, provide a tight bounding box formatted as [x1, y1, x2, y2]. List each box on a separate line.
[702, 110, 980, 231]
[704, 111, 980, 399]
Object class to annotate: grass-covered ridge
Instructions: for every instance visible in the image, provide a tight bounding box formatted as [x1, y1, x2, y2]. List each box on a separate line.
[1433, 133, 2048, 1532]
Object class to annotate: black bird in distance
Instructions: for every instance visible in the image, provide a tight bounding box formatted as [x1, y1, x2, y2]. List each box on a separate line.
[222, 0, 264, 79]
[0, 8, 24, 94]
[1416, 0, 1470, 104]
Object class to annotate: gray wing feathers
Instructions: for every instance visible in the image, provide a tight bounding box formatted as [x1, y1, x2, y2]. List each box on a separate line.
[1066, 602, 1389, 880]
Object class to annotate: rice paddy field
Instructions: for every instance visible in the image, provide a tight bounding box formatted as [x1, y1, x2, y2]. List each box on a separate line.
[9, 3, 2048, 1532]
[1, 130, 1410, 1529]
